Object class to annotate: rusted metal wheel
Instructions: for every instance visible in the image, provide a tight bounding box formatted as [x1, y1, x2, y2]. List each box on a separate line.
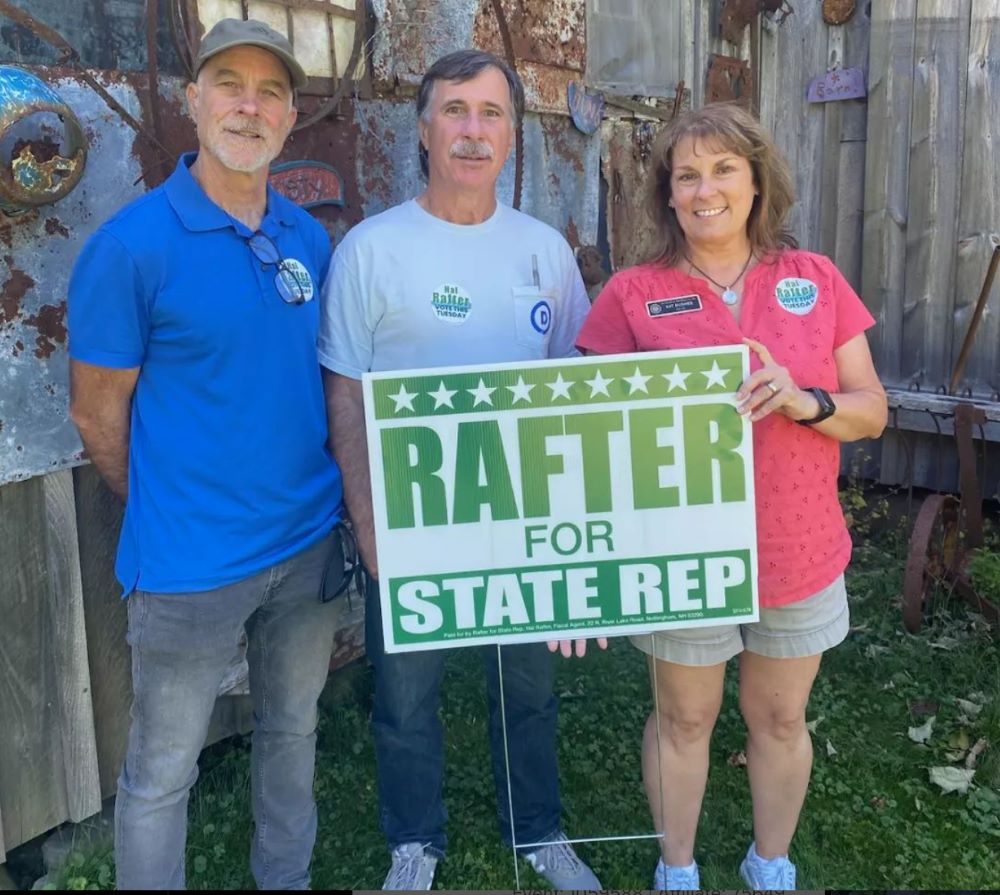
[902, 494, 961, 632]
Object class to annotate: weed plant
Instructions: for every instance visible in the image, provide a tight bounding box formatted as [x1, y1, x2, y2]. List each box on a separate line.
[970, 523, 1000, 605]
[45, 492, 1000, 890]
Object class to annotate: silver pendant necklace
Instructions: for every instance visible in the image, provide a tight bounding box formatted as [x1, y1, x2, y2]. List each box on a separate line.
[685, 249, 754, 305]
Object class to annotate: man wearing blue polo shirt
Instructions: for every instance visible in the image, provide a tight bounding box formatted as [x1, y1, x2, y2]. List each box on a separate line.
[68, 19, 344, 890]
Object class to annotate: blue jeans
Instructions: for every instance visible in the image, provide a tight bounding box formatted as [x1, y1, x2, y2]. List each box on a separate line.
[365, 577, 562, 856]
[114, 530, 343, 890]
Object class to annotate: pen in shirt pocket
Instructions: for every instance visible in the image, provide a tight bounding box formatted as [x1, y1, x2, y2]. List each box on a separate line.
[531, 254, 540, 288]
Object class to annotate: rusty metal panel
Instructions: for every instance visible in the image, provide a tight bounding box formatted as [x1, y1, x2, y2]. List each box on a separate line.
[472, 0, 584, 71]
[0, 0, 600, 486]
[370, 0, 480, 89]
[0, 0, 186, 75]
[603, 117, 664, 273]
[349, 99, 425, 218]
[518, 111, 598, 246]
[706, 52, 752, 106]
[472, 0, 586, 115]
[0, 72, 171, 485]
[347, 98, 599, 246]
[371, 0, 585, 115]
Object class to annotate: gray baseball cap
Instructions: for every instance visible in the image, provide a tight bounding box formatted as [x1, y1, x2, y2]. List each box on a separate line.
[195, 18, 307, 89]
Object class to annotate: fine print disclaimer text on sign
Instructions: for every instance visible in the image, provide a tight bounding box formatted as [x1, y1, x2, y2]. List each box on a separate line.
[363, 346, 758, 653]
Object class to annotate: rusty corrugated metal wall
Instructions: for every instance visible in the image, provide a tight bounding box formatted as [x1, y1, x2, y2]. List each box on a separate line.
[0, 0, 601, 486]
[0, 0, 603, 860]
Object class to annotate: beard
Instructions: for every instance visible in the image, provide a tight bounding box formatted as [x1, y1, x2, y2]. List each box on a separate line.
[202, 115, 283, 174]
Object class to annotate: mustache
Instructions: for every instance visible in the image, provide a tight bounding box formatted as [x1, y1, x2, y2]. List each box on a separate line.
[449, 139, 494, 160]
[223, 116, 265, 137]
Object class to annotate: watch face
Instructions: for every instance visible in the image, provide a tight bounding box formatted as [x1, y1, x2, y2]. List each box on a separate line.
[800, 387, 835, 425]
[814, 388, 835, 415]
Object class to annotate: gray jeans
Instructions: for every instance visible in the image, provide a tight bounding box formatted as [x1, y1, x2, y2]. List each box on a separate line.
[114, 529, 343, 890]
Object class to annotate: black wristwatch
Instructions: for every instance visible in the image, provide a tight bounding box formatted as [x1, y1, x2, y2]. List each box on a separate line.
[796, 387, 836, 425]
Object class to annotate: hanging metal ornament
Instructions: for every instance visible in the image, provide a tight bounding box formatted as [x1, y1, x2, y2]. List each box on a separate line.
[822, 0, 857, 26]
[0, 66, 87, 216]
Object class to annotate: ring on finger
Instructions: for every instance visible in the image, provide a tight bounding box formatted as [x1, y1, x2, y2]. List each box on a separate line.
[766, 381, 779, 396]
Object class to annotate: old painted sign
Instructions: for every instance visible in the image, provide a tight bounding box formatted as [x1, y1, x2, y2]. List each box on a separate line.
[567, 80, 604, 135]
[268, 160, 344, 208]
[364, 346, 759, 653]
[807, 67, 866, 103]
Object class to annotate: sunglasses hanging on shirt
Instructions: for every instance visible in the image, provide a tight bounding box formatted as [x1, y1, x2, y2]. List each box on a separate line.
[247, 231, 310, 305]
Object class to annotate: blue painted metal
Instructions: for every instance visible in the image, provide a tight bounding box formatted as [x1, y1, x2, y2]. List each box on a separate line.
[567, 80, 604, 134]
[0, 75, 149, 485]
[0, 65, 87, 215]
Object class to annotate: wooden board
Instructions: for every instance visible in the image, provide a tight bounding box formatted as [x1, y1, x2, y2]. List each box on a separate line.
[818, 24, 847, 261]
[42, 471, 101, 824]
[899, 0, 970, 391]
[0, 472, 101, 855]
[833, 140, 867, 292]
[951, 0, 1000, 399]
[861, 0, 917, 388]
[822, 7, 871, 292]
[73, 465, 132, 798]
[759, 0, 829, 249]
[602, 118, 666, 271]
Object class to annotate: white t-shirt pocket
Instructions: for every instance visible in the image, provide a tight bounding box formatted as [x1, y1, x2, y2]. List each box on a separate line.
[511, 286, 556, 354]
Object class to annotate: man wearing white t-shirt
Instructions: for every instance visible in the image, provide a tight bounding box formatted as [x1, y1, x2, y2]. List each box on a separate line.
[318, 50, 599, 891]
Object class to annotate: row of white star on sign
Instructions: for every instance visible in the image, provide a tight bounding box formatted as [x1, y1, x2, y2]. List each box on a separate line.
[380, 360, 737, 414]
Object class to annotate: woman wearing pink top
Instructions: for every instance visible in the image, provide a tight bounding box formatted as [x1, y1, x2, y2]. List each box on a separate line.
[576, 103, 887, 890]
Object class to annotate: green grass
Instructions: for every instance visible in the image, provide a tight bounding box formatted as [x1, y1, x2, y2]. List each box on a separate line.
[45, 516, 1000, 890]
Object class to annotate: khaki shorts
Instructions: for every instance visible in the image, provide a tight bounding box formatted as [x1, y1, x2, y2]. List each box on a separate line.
[629, 574, 849, 667]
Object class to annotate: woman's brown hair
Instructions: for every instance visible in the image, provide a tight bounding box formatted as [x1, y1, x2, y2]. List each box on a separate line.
[645, 102, 797, 267]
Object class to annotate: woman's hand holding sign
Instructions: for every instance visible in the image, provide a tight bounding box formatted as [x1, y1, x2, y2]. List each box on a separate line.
[736, 337, 817, 423]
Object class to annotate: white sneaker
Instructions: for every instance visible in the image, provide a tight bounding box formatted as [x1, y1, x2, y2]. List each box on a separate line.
[522, 831, 601, 890]
[739, 842, 797, 890]
[382, 842, 438, 890]
[653, 856, 700, 890]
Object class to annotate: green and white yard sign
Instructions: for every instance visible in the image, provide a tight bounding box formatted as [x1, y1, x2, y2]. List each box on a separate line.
[364, 346, 757, 653]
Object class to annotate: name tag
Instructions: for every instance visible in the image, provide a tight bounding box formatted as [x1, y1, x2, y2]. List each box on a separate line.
[646, 295, 702, 317]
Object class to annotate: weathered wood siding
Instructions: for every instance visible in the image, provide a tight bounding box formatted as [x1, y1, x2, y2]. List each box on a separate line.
[757, 1, 871, 289]
[0, 467, 365, 856]
[954, 0, 1000, 397]
[863, 0, 1000, 494]
[607, 2, 870, 286]
[0, 473, 101, 860]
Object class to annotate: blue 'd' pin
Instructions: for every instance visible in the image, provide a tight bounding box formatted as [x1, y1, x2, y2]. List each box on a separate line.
[530, 300, 552, 334]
